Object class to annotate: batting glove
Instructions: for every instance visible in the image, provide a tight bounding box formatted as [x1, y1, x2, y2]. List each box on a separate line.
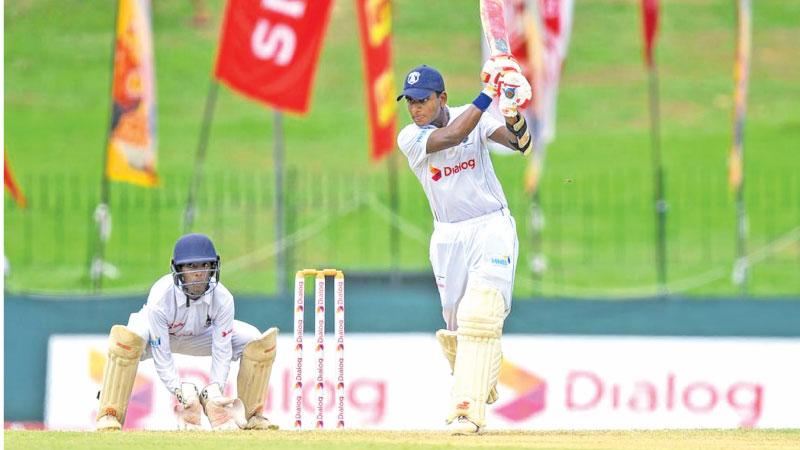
[498, 70, 532, 117]
[481, 54, 522, 98]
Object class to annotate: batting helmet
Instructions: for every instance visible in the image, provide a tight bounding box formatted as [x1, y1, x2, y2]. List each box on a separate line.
[171, 233, 220, 300]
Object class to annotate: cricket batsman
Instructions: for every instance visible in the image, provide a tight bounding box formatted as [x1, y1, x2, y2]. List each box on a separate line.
[95, 233, 279, 431]
[395, 59, 532, 434]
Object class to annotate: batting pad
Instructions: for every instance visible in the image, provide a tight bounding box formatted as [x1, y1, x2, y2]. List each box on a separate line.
[449, 285, 505, 426]
[437, 329, 500, 405]
[96, 325, 146, 426]
[237, 327, 278, 422]
[435, 329, 458, 375]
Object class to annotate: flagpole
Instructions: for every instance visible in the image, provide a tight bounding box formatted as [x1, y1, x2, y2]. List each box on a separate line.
[90, 0, 121, 293]
[527, 122, 546, 297]
[647, 63, 668, 297]
[731, 0, 751, 297]
[639, 0, 667, 297]
[388, 151, 400, 284]
[182, 80, 220, 234]
[273, 110, 286, 297]
[734, 158, 747, 296]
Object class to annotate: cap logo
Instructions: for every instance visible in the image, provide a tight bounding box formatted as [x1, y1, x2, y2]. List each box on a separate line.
[407, 71, 420, 85]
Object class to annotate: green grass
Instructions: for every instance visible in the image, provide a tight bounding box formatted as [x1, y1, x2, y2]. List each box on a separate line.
[5, 429, 800, 450]
[5, 0, 800, 297]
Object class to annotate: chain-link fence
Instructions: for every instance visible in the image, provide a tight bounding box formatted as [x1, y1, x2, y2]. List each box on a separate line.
[4, 165, 799, 297]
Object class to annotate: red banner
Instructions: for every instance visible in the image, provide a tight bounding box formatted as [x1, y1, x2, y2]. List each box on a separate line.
[4, 152, 27, 208]
[640, 0, 659, 68]
[215, 0, 334, 114]
[355, 0, 396, 161]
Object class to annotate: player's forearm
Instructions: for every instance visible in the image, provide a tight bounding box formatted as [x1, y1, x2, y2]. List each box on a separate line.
[426, 91, 493, 153]
[153, 350, 181, 393]
[426, 108, 483, 153]
[210, 343, 233, 387]
[490, 125, 518, 148]
[489, 113, 532, 155]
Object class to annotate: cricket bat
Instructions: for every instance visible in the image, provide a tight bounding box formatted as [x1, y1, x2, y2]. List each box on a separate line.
[480, 0, 511, 56]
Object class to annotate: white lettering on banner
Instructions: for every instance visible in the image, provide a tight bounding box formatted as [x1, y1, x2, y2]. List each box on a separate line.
[262, 0, 306, 18]
[251, 0, 309, 65]
[565, 371, 763, 427]
[252, 21, 296, 65]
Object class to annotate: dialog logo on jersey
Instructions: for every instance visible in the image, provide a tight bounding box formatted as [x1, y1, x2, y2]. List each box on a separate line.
[429, 165, 442, 181]
[494, 360, 547, 422]
[430, 159, 476, 182]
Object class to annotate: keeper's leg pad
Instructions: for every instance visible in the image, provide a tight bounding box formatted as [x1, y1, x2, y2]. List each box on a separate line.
[96, 325, 146, 429]
[436, 329, 500, 404]
[237, 327, 278, 421]
[448, 285, 505, 427]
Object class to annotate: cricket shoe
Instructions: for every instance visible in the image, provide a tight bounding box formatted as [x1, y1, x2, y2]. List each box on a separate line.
[447, 416, 481, 435]
[95, 414, 122, 431]
[244, 415, 279, 430]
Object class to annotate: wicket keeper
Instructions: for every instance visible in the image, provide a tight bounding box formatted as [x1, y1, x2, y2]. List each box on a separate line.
[395, 59, 532, 434]
[95, 233, 279, 431]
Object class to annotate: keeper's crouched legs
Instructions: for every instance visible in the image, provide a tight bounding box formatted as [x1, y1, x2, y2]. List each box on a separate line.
[95, 325, 146, 431]
[447, 284, 505, 434]
[237, 327, 279, 430]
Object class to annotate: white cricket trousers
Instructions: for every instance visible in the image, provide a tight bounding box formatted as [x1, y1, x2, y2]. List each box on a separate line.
[126, 312, 262, 361]
[429, 208, 518, 330]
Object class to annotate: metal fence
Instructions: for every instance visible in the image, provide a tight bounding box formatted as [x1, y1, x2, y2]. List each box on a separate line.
[4, 165, 799, 297]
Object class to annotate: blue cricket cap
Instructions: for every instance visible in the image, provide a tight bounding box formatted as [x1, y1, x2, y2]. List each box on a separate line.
[396, 65, 445, 101]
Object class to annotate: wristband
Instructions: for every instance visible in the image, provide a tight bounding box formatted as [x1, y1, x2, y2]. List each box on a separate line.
[472, 92, 492, 112]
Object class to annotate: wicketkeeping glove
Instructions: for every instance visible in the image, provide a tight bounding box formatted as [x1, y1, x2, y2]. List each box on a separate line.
[200, 383, 247, 431]
[174, 382, 202, 430]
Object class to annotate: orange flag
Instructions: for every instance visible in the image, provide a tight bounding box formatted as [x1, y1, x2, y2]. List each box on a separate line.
[105, 0, 159, 187]
[4, 151, 27, 208]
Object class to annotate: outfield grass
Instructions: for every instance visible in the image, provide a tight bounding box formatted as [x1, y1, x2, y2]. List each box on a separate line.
[5, 429, 800, 450]
[5, 0, 799, 296]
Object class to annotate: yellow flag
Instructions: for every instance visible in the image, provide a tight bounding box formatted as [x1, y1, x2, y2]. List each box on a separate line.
[105, 0, 158, 187]
[728, 0, 751, 193]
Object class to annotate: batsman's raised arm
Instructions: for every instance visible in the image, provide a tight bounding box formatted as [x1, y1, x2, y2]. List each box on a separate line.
[396, 63, 511, 155]
[489, 111, 532, 155]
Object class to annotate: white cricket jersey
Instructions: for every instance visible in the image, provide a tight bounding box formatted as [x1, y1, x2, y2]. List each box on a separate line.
[397, 105, 508, 223]
[141, 274, 235, 393]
